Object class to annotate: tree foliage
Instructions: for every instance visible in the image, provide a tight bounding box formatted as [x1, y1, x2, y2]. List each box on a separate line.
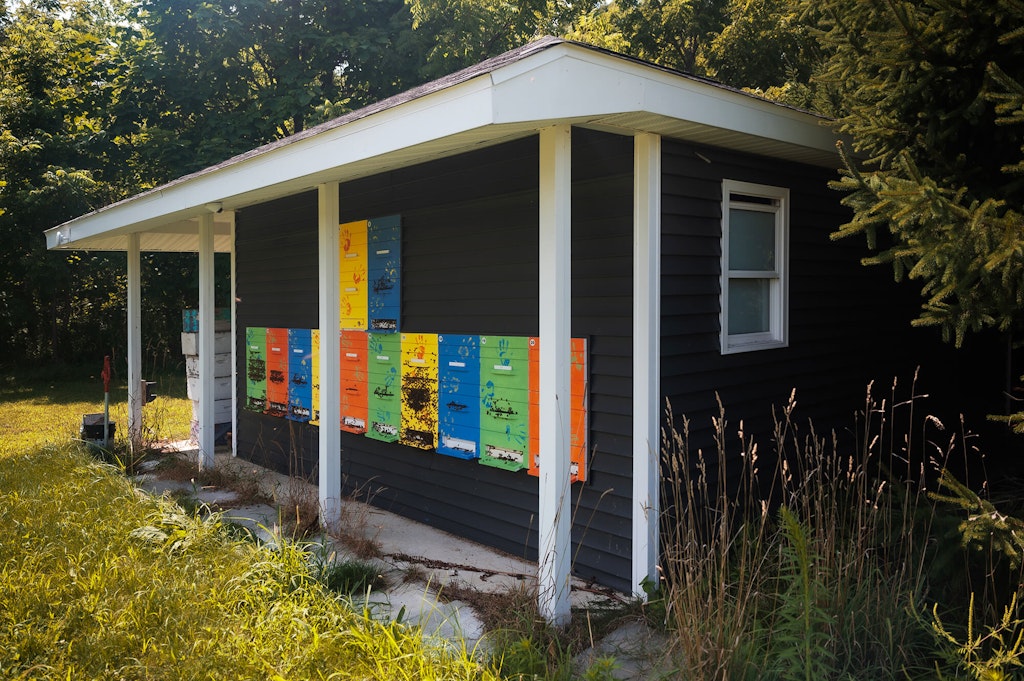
[137, 0, 425, 174]
[705, 0, 818, 92]
[801, 0, 1024, 348]
[568, 0, 727, 76]
[408, 0, 596, 78]
[0, 1, 128, 362]
[0, 1, 246, 366]
[7, 0, 1018, 395]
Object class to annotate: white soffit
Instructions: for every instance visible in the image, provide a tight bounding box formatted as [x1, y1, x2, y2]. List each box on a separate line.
[45, 39, 840, 253]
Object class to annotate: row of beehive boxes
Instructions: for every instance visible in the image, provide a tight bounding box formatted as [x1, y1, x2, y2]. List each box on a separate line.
[244, 327, 588, 481]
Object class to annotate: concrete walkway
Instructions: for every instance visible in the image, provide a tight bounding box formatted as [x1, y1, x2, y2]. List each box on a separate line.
[135, 443, 670, 679]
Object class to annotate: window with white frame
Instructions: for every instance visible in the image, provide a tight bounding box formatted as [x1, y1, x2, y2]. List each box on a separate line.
[720, 180, 789, 354]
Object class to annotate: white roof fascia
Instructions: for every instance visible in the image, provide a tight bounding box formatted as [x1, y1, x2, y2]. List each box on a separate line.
[46, 41, 841, 252]
[46, 76, 498, 251]
[490, 46, 837, 158]
[208, 77, 496, 199]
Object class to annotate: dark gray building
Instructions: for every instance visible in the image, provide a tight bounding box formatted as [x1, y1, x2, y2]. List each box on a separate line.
[47, 37, 957, 623]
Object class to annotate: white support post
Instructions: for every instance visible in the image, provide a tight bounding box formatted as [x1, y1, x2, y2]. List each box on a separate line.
[318, 182, 343, 529]
[127, 233, 142, 451]
[632, 132, 662, 596]
[538, 125, 572, 626]
[197, 212, 216, 470]
[229, 214, 238, 458]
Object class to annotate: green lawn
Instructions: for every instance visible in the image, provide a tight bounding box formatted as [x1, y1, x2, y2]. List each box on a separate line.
[0, 365, 193, 454]
[0, 367, 498, 680]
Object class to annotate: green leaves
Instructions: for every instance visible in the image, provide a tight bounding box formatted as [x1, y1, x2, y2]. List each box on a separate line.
[772, 506, 837, 681]
[408, 0, 568, 78]
[140, 0, 421, 152]
[807, 0, 1024, 347]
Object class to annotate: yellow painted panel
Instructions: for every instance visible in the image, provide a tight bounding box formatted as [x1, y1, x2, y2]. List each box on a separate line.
[400, 333, 438, 450]
[310, 329, 320, 426]
[340, 220, 368, 330]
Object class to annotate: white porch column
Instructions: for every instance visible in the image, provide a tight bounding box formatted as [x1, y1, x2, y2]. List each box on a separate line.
[632, 132, 662, 595]
[197, 212, 216, 470]
[538, 124, 572, 626]
[127, 232, 142, 451]
[318, 182, 342, 528]
[229, 214, 238, 458]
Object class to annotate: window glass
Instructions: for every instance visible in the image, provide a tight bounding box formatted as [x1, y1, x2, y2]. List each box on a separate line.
[720, 179, 788, 354]
[728, 208, 775, 271]
[727, 278, 770, 334]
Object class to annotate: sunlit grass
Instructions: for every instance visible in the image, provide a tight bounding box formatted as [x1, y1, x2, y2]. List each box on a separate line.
[0, 442, 497, 679]
[0, 366, 192, 454]
[0, 368, 497, 680]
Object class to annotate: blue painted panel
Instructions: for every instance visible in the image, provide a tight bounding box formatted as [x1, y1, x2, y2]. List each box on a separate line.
[287, 328, 313, 422]
[368, 216, 401, 333]
[368, 215, 401, 242]
[368, 261, 400, 329]
[287, 390, 312, 422]
[437, 334, 480, 459]
[287, 328, 311, 352]
[437, 425, 480, 459]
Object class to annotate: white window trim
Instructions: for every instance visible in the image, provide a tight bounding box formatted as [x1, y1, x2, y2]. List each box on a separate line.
[720, 179, 790, 354]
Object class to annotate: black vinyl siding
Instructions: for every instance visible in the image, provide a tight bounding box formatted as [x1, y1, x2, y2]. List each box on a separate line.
[234, 130, 636, 592]
[233, 130, 1011, 595]
[659, 138, 938, 458]
[235, 191, 320, 477]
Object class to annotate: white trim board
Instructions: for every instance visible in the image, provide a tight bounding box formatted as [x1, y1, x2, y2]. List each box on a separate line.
[46, 40, 839, 254]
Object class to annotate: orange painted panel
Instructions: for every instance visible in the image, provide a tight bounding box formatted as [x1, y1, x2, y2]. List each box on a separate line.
[527, 337, 588, 482]
[339, 330, 368, 433]
[265, 327, 289, 417]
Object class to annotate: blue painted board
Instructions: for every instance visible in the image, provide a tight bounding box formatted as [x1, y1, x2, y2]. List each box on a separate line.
[437, 334, 480, 459]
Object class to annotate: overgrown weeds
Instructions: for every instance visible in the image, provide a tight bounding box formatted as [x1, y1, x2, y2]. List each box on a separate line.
[0, 442, 497, 680]
[658, 378, 1024, 680]
[436, 581, 632, 680]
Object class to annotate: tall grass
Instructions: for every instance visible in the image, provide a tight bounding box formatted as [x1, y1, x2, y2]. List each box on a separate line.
[0, 443, 497, 680]
[0, 367, 495, 679]
[659, 380, 966, 680]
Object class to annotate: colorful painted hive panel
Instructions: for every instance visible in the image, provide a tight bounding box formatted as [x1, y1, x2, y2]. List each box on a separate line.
[339, 220, 368, 330]
[247, 327, 589, 484]
[244, 327, 267, 412]
[340, 330, 369, 433]
[527, 337, 588, 482]
[366, 332, 401, 442]
[368, 216, 401, 332]
[264, 327, 290, 417]
[437, 334, 481, 459]
[478, 335, 530, 471]
[400, 332, 438, 450]
[310, 329, 320, 425]
[287, 329, 312, 422]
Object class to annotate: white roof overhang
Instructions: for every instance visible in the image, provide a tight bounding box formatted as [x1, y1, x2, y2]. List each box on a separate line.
[45, 39, 840, 253]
